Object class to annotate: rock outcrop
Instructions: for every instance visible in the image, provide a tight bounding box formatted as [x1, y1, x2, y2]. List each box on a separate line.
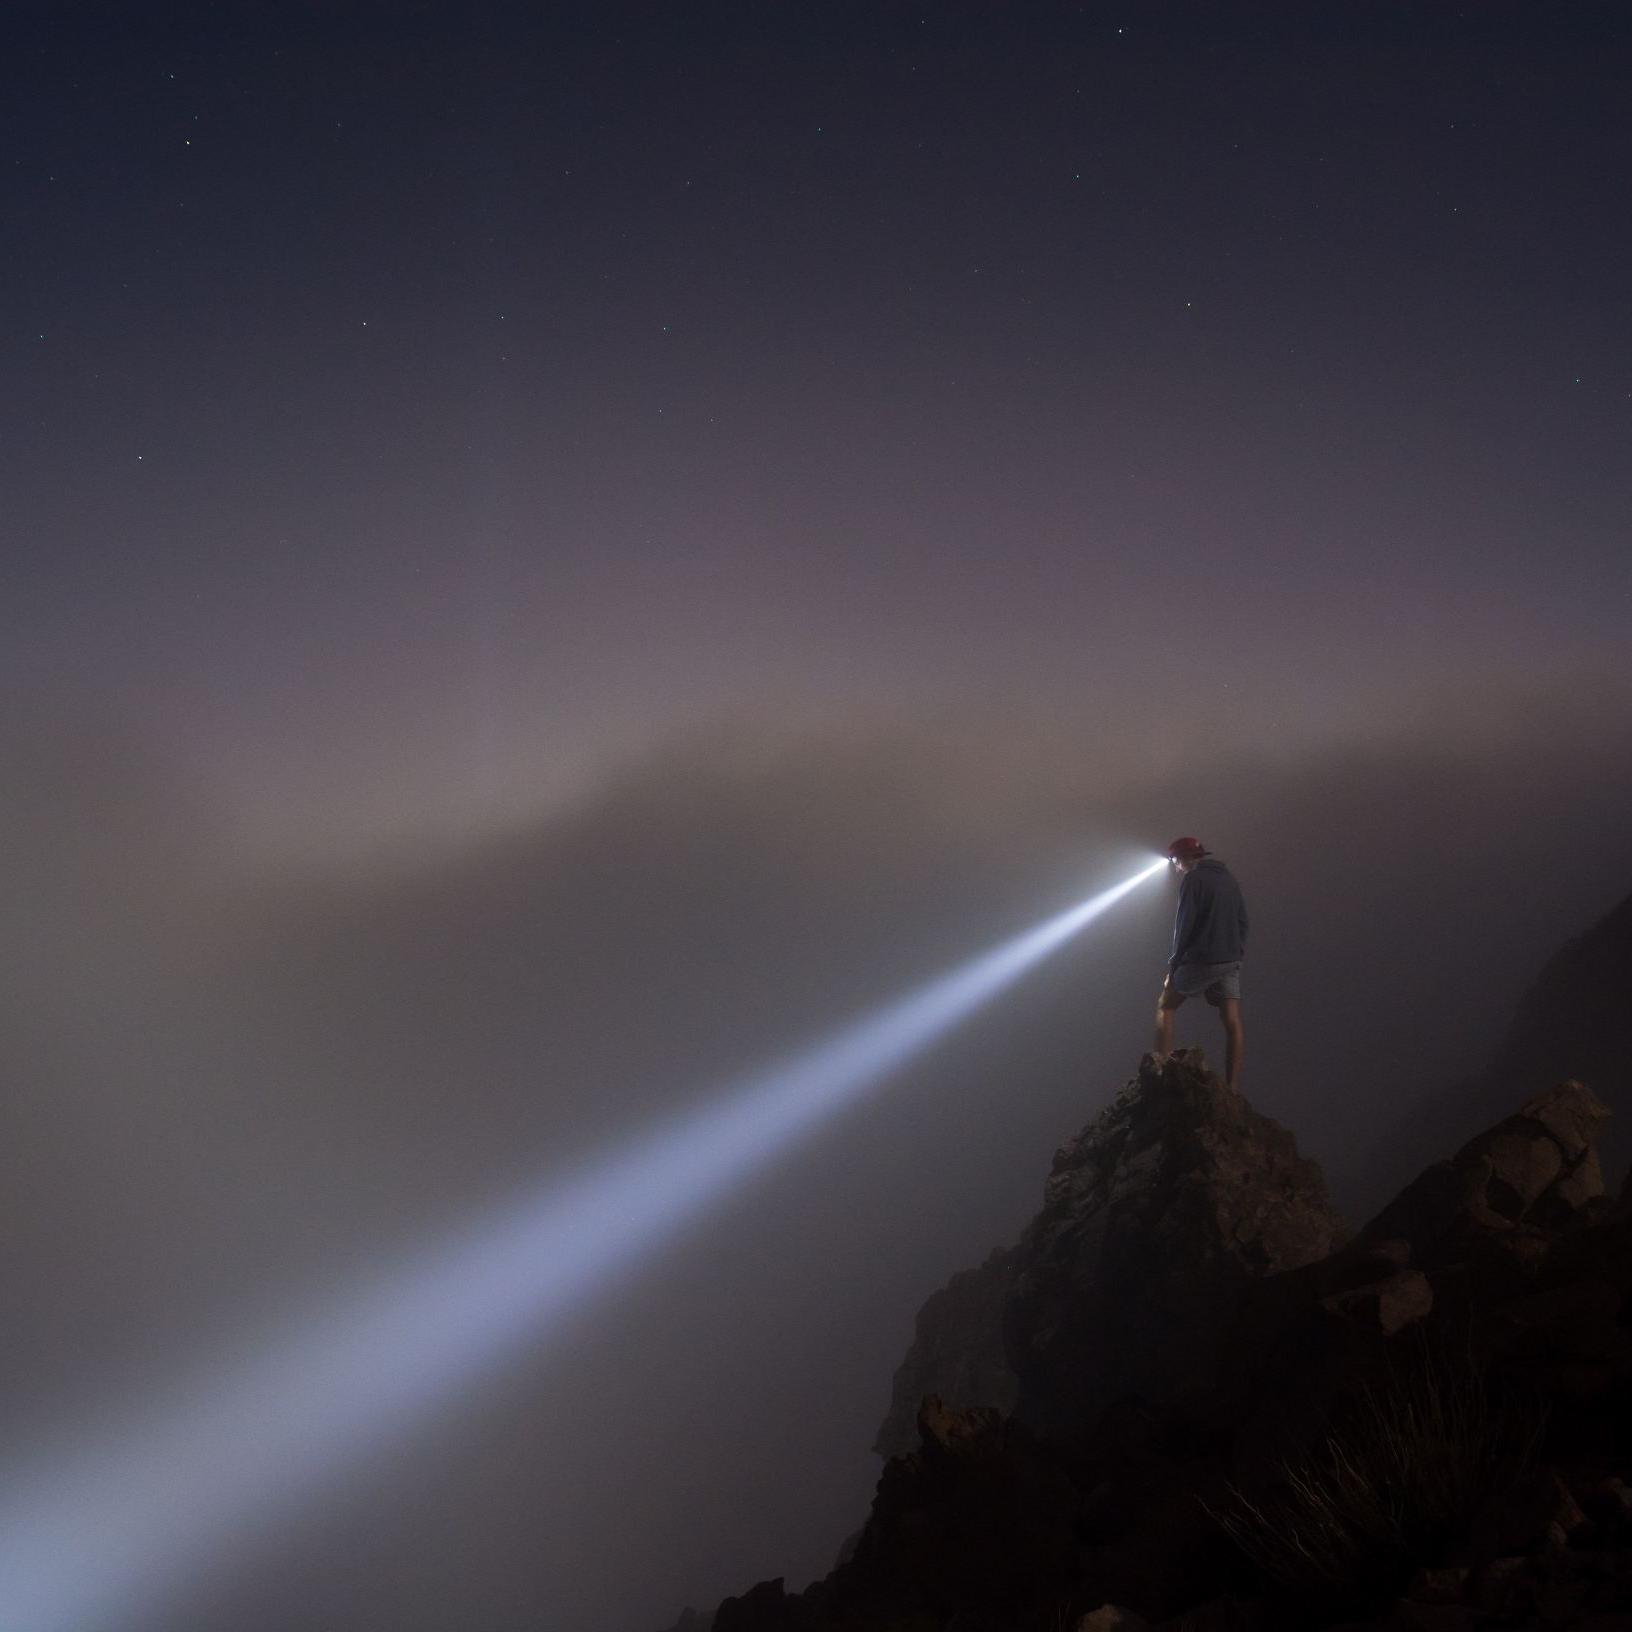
[1361, 1080, 1612, 1271]
[1495, 894, 1632, 1119]
[1360, 889, 1632, 1214]
[874, 1246, 1018, 1460]
[874, 1050, 1342, 1456]
[1206, 1079, 1620, 1492]
[1005, 1049, 1345, 1437]
[656, 881, 1632, 1632]
[661, 1060, 1632, 1632]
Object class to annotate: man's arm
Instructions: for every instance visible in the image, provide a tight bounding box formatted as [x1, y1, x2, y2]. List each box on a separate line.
[1168, 877, 1194, 970]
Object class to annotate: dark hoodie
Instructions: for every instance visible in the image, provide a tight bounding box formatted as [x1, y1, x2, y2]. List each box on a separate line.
[1169, 856, 1249, 970]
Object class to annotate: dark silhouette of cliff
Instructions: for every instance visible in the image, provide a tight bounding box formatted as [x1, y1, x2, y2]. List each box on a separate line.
[654, 899, 1632, 1632]
[1357, 888, 1632, 1216]
[874, 1058, 1343, 1460]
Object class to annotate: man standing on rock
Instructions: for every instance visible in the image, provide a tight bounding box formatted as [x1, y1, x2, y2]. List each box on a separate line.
[1156, 837, 1248, 1092]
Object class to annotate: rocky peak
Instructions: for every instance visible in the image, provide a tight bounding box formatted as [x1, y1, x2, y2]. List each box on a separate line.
[876, 1049, 1344, 1457]
[667, 1053, 1632, 1632]
[1358, 889, 1632, 1214]
[1001, 1048, 1345, 1437]
[1496, 894, 1632, 1112]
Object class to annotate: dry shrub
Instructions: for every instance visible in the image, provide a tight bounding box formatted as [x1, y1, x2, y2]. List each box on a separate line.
[1211, 1344, 1545, 1603]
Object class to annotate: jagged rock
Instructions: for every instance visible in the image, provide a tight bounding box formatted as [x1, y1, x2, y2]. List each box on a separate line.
[1210, 1231, 1458, 1483]
[656, 940, 1632, 1632]
[830, 1527, 862, 1571]
[874, 1245, 1018, 1459]
[1496, 896, 1632, 1156]
[915, 1394, 1006, 1453]
[1365, 891, 1632, 1209]
[1360, 1082, 1611, 1285]
[712, 1579, 805, 1632]
[1319, 1265, 1434, 1335]
[1534, 1148, 1609, 1228]
[653, 1611, 714, 1632]
[1525, 1085, 1614, 1163]
[1004, 1049, 1344, 1437]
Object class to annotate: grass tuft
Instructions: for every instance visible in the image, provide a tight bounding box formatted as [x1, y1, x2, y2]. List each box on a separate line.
[1210, 1345, 1544, 1604]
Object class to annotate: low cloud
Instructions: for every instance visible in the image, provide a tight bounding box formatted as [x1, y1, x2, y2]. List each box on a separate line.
[3, 684, 1630, 1631]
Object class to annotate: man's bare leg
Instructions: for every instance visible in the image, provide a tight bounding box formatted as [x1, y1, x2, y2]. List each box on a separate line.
[1154, 986, 1185, 1059]
[1218, 996, 1245, 1091]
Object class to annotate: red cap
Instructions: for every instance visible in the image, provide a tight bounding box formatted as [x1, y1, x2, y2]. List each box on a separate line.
[1165, 836, 1208, 860]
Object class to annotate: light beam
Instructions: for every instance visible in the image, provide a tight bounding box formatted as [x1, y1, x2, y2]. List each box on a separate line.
[0, 855, 1165, 1632]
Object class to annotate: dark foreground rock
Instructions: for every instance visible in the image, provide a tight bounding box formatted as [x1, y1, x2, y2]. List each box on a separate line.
[659, 1061, 1632, 1632]
[1005, 1049, 1345, 1439]
[1361, 888, 1632, 1220]
[876, 1051, 1343, 1456]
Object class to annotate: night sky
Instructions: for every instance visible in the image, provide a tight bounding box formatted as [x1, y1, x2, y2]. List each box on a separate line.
[4, 5, 1632, 1631]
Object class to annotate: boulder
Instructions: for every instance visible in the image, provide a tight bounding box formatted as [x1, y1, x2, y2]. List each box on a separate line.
[1491, 892, 1632, 1184]
[1360, 1082, 1612, 1284]
[1004, 1049, 1345, 1438]
[658, 1018, 1632, 1632]
[915, 1393, 1006, 1454]
[1524, 1085, 1614, 1164]
[1319, 1265, 1434, 1336]
[1355, 888, 1632, 1213]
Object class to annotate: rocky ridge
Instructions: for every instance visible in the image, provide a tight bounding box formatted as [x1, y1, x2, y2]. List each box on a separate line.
[1360, 888, 1632, 1225]
[660, 1046, 1632, 1632]
[877, 1053, 1342, 1456]
[1004, 1053, 1344, 1440]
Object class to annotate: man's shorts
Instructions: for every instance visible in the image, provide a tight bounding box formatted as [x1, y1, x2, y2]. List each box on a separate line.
[1168, 961, 1242, 1003]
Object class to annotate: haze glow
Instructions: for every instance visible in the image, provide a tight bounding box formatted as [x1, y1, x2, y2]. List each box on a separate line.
[0, 858, 1163, 1632]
